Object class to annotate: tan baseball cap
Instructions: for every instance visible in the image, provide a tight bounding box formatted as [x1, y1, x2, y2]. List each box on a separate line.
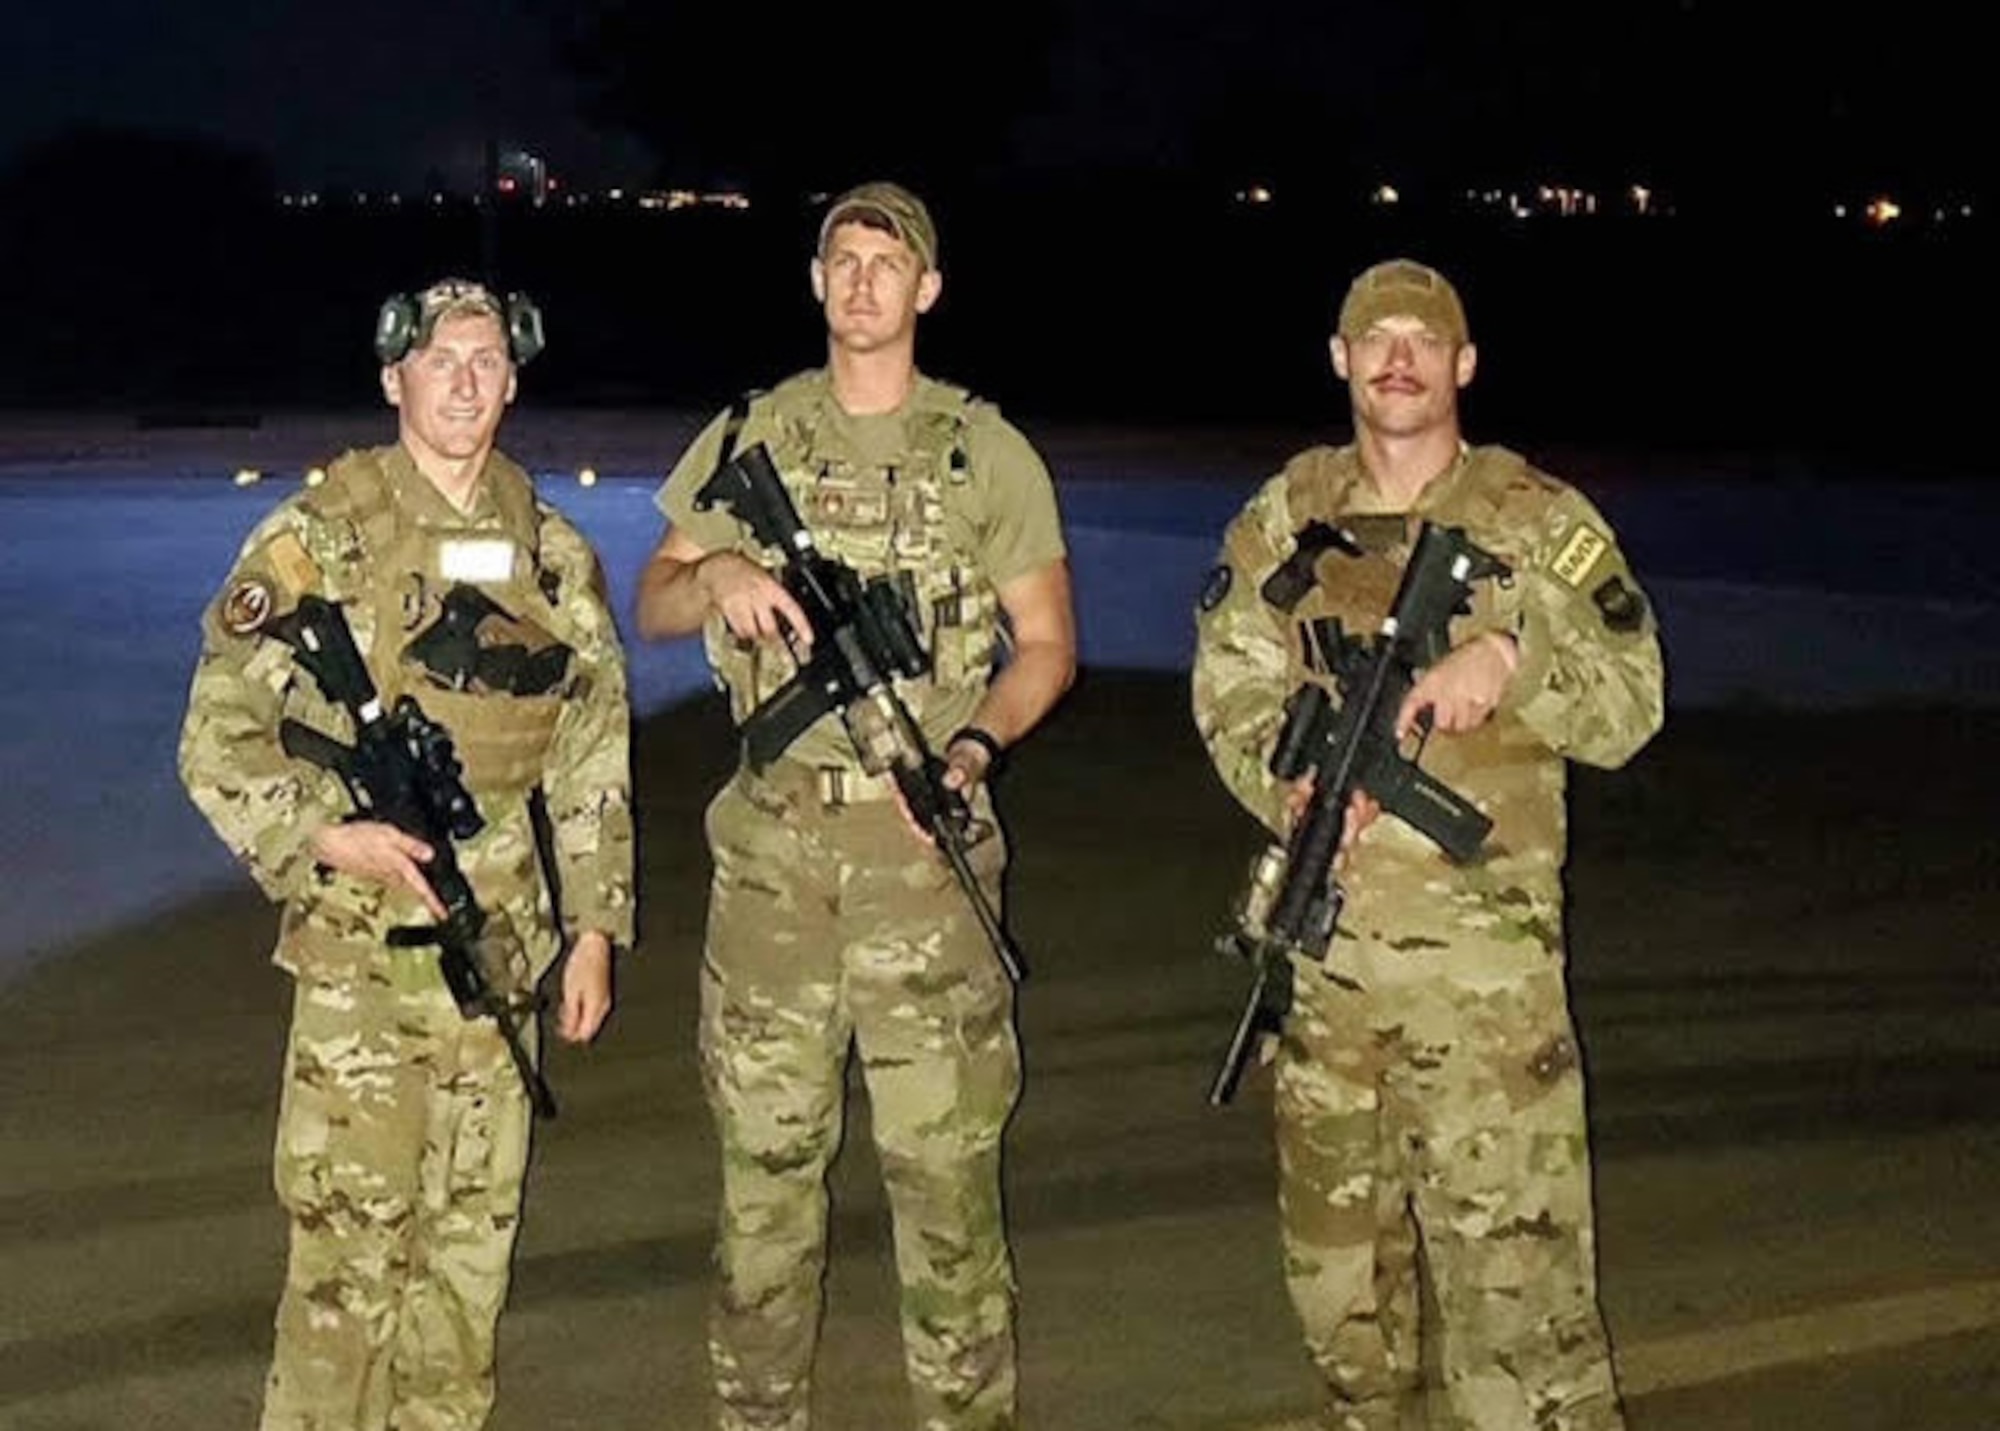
[1337, 259, 1469, 344]
[817, 181, 939, 271]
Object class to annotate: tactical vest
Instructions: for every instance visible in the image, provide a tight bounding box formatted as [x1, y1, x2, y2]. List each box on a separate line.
[309, 447, 574, 796]
[705, 375, 1002, 759]
[1273, 443, 1538, 789]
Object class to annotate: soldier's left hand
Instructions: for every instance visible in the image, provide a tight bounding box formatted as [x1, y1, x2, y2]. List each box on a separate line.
[939, 733, 995, 796]
[1398, 632, 1518, 737]
[557, 930, 614, 1043]
[889, 736, 994, 848]
[1283, 776, 1381, 864]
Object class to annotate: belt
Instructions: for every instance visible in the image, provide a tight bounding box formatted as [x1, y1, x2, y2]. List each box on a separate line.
[746, 760, 897, 808]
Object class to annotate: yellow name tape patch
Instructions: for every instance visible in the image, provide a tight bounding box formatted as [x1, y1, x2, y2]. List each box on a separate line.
[1550, 525, 1609, 588]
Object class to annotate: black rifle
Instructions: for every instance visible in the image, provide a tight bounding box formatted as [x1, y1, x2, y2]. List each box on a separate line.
[267, 594, 559, 1117]
[1209, 521, 1507, 1106]
[404, 582, 573, 697]
[695, 441, 1025, 983]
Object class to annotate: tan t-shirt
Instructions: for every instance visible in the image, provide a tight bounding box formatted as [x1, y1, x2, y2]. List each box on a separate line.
[654, 370, 1066, 763]
[657, 374, 1064, 585]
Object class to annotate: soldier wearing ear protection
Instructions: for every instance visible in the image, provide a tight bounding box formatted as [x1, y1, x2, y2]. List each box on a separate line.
[179, 276, 631, 1431]
[374, 277, 546, 368]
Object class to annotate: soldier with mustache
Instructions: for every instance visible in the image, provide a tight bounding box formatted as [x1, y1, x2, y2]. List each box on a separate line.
[1192, 259, 1664, 1430]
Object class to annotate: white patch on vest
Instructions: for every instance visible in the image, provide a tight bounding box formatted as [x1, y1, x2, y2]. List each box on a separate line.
[438, 538, 515, 583]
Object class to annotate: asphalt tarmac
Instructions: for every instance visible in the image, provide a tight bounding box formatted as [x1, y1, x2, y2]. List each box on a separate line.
[4, 676, 1997, 1430]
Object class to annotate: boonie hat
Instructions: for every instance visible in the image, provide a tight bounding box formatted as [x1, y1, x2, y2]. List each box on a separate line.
[1338, 259, 1470, 345]
[818, 182, 939, 271]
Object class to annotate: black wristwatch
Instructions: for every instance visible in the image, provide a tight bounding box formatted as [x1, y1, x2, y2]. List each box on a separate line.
[946, 725, 1005, 777]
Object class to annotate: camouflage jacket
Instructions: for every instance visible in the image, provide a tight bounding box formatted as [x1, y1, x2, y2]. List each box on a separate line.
[1192, 443, 1664, 923]
[178, 444, 635, 983]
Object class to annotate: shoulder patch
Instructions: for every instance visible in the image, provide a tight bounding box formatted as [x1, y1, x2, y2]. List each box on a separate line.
[1549, 524, 1609, 588]
[264, 529, 321, 599]
[1591, 573, 1647, 632]
[221, 578, 275, 635]
[1198, 563, 1234, 612]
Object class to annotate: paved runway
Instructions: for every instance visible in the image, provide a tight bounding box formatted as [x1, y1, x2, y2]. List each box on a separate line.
[3, 677, 1996, 1429]
[4, 416, 1996, 1425]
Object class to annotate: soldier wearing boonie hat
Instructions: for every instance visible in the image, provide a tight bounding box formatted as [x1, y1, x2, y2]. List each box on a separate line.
[180, 275, 632, 1431]
[638, 181, 1076, 1430]
[1192, 259, 1662, 1429]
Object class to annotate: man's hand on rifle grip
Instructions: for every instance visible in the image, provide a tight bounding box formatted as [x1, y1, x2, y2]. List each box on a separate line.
[696, 550, 813, 651]
[1396, 631, 1520, 738]
[1283, 777, 1383, 867]
[308, 820, 448, 920]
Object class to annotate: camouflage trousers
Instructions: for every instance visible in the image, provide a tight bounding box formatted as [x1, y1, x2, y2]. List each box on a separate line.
[698, 765, 1023, 1431]
[261, 956, 534, 1431]
[1275, 928, 1625, 1431]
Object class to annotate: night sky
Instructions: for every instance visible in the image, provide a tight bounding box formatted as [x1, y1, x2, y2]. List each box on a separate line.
[2, 0, 642, 190]
[1, 1, 1983, 200]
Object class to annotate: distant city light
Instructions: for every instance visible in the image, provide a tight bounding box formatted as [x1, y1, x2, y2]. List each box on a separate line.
[639, 189, 750, 212]
[577, 467, 598, 489]
[251, 174, 1977, 230]
[1536, 184, 1596, 217]
[233, 468, 262, 487]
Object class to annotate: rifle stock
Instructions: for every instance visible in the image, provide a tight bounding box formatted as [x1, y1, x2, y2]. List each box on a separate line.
[741, 668, 843, 771]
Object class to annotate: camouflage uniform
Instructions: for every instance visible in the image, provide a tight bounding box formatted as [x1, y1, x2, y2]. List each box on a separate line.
[1192, 443, 1663, 1431]
[656, 370, 1066, 1431]
[179, 443, 635, 1431]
